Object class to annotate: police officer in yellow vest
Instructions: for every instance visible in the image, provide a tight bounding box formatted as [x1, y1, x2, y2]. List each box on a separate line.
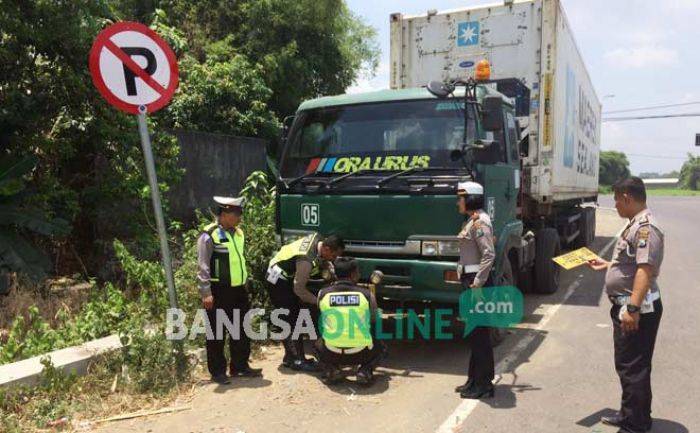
[316, 257, 384, 385]
[197, 196, 261, 384]
[266, 233, 344, 371]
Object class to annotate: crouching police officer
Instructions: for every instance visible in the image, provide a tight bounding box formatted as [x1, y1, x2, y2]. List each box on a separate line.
[266, 233, 344, 371]
[197, 196, 262, 384]
[588, 177, 664, 433]
[316, 257, 385, 385]
[454, 181, 496, 399]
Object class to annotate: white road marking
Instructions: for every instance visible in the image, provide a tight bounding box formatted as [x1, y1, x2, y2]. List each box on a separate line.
[435, 226, 624, 433]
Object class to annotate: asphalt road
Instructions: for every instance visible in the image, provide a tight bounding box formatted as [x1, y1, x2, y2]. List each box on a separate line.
[96, 195, 699, 433]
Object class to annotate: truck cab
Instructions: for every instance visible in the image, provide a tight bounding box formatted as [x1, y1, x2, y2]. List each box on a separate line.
[272, 84, 528, 304]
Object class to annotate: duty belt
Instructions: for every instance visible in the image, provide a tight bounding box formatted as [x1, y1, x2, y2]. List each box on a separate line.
[325, 343, 372, 355]
[608, 291, 660, 306]
[457, 264, 480, 277]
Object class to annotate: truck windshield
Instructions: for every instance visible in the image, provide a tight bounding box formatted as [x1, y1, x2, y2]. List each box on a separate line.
[280, 99, 476, 178]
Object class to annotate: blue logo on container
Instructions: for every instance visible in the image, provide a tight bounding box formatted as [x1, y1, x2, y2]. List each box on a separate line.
[458, 60, 476, 68]
[457, 21, 480, 47]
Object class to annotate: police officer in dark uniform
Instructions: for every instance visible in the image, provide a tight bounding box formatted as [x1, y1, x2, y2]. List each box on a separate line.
[588, 177, 664, 433]
[453, 181, 496, 399]
[197, 196, 262, 384]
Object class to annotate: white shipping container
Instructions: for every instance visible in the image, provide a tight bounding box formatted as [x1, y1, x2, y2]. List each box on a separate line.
[390, 0, 601, 204]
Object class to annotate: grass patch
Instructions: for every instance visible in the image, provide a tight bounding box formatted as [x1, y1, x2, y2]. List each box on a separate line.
[644, 188, 700, 196]
[599, 186, 700, 196]
[0, 331, 199, 432]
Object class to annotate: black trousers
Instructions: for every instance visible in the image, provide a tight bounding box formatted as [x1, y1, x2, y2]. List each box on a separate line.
[315, 340, 386, 371]
[267, 278, 318, 361]
[205, 285, 251, 377]
[611, 299, 662, 431]
[462, 274, 495, 387]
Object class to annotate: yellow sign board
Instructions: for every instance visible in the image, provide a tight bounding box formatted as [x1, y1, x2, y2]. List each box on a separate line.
[552, 247, 600, 270]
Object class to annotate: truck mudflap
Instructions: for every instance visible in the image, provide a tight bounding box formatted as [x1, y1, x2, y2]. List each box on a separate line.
[494, 220, 525, 281]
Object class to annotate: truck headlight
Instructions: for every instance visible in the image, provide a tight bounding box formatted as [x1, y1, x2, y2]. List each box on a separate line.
[422, 241, 438, 256]
[421, 240, 460, 257]
[438, 240, 460, 257]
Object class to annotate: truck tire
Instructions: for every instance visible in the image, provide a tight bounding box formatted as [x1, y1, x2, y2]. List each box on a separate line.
[489, 258, 515, 347]
[586, 207, 596, 245]
[533, 228, 561, 294]
[517, 267, 534, 293]
[574, 207, 596, 248]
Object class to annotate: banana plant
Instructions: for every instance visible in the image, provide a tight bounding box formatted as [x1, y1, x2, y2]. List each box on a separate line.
[0, 155, 69, 288]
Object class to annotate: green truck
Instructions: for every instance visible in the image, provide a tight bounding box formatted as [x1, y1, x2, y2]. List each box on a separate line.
[268, 1, 601, 306]
[269, 82, 593, 304]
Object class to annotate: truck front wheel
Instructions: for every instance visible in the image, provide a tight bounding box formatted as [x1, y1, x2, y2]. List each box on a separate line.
[533, 228, 561, 294]
[489, 258, 515, 347]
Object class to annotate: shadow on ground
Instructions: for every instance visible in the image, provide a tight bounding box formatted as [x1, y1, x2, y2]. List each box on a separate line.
[577, 408, 689, 433]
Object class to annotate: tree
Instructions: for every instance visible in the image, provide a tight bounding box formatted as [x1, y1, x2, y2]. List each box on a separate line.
[0, 0, 377, 280]
[599, 151, 631, 186]
[162, 0, 380, 116]
[0, 156, 69, 281]
[679, 153, 700, 190]
[166, 40, 279, 138]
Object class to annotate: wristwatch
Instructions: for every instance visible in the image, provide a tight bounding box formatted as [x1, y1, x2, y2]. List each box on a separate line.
[626, 304, 641, 314]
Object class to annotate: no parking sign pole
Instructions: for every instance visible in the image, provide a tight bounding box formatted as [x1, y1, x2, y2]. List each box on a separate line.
[89, 22, 180, 310]
[136, 105, 178, 310]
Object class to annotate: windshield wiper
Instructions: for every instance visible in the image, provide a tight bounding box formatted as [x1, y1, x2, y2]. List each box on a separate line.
[376, 167, 458, 186]
[285, 171, 326, 188]
[326, 169, 379, 186]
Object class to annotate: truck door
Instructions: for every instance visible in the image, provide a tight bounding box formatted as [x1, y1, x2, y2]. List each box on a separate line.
[480, 108, 519, 236]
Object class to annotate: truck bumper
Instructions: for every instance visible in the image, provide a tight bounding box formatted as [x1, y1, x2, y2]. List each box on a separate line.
[355, 257, 463, 304]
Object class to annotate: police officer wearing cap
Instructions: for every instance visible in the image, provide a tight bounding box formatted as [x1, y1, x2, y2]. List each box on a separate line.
[197, 196, 262, 384]
[588, 177, 664, 433]
[453, 181, 496, 399]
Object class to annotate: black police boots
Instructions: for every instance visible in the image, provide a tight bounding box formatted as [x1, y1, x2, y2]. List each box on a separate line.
[454, 378, 474, 393]
[459, 382, 495, 399]
[601, 413, 652, 433]
[229, 364, 263, 377]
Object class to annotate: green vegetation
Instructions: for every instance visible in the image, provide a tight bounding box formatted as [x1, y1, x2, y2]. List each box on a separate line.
[1, 0, 377, 279]
[599, 151, 631, 186]
[0, 0, 377, 427]
[0, 171, 275, 365]
[600, 151, 700, 195]
[0, 172, 276, 430]
[645, 188, 700, 196]
[679, 153, 700, 190]
[0, 156, 69, 282]
[1, 338, 195, 432]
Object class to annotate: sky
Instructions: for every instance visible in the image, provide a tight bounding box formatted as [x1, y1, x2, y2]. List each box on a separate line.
[344, 0, 700, 175]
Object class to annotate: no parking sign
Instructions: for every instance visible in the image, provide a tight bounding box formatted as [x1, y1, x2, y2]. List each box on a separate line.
[89, 21, 178, 114]
[89, 21, 179, 310]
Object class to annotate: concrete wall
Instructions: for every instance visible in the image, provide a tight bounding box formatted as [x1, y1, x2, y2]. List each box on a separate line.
[169, 130, 269, 222]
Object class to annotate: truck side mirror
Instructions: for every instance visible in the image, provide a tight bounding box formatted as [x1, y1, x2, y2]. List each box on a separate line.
[267, 115, 296, 178]
[281, 116, 295, 141]
[481, 96, 504, 131]
[270, 116, 296, 160]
